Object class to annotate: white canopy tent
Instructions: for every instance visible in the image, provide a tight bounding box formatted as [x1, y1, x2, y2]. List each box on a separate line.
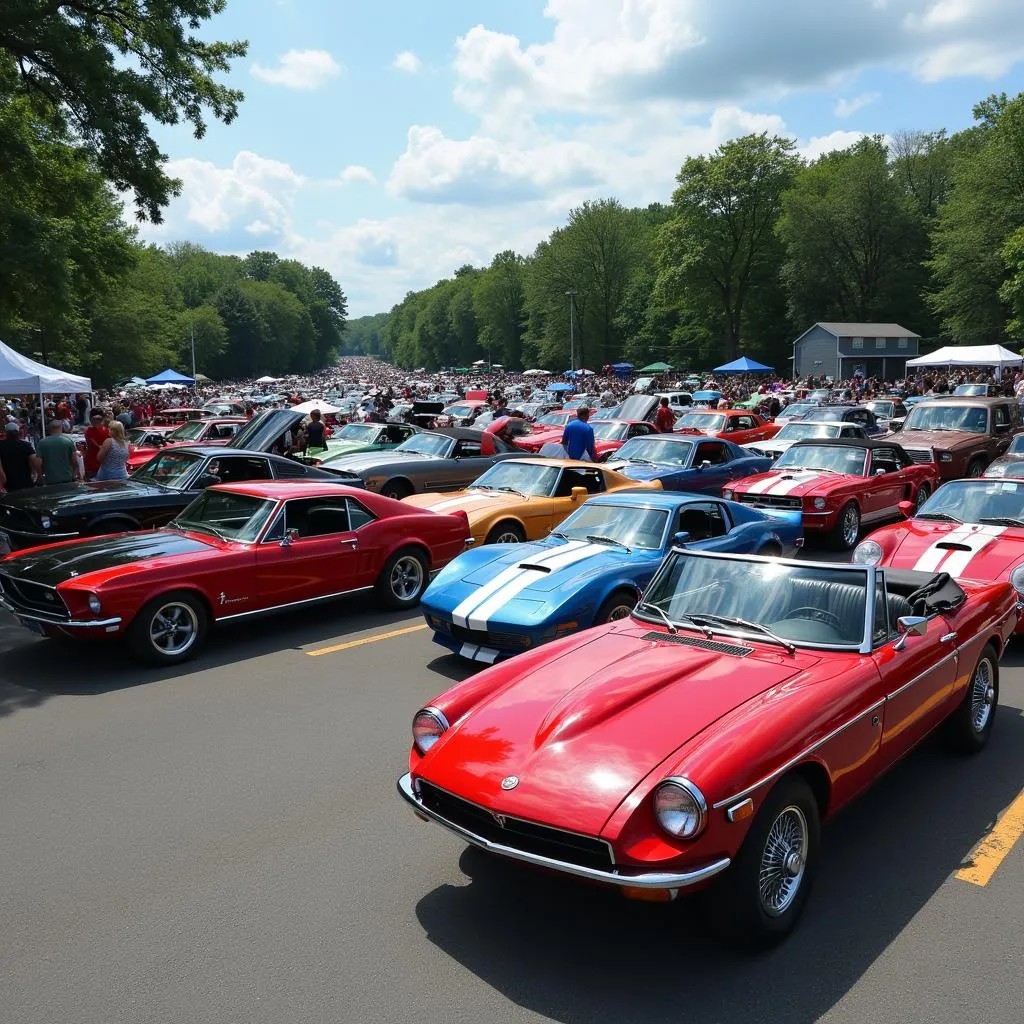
[0, 339, 92, 424]
[906, 344, 1023, 379]
[291, 399, 341, 415]
[255, 375, 280, 384]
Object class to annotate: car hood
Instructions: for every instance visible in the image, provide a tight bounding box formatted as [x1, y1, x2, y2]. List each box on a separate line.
[421, 626, 809, 836]
[734, 468, 838, 498]
[321, 450, 438, 472]
[404, 489, 541, 518]
[0, 479, 170, 513]
[320, 440, 380, 459]
[611, 462, 681, 481]
[879, 520, 1024, 580]
[896, 429, 982, 449]
[984, 453, 1024, 475]
[0, 530, 218, 586]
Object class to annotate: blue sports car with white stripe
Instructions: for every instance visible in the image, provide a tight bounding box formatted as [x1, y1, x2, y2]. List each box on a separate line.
[421, 491, 803, 664]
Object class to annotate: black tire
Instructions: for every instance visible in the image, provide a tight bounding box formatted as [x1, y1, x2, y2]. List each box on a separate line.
[128, 591, 208, 666]
[828, 502, 860, 551]
[966, 457, 987, 478]
[381, 479, 412, 500]
[485, 521, 526, 545]
[710, 774, 821, 947]
[757, 542, 783, 557]
[375, 548, 429, 609]
[945, 643, 998, 753]
[913, 484, 930, 512]
[595, 590, 637, 625]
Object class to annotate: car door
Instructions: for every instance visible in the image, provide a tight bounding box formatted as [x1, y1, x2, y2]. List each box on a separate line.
[690, 441, 733, 494]
[550, 467, 607, 532]
[450, 438, 496, 487]
[728, 415, 757, 445]
[676, 501, 742, 551]
[254, 496, 362, 608]
[863, 447, 905, 521]
[993, 403, 1013, 453]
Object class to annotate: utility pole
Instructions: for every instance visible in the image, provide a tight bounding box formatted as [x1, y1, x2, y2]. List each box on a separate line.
[566, 290, 576, 372]
[190, 324, 197, 380]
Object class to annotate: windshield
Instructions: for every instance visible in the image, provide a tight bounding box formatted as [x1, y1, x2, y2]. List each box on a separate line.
[444, 405, 476, 418]
[918, 480, 1024, 523]
[774, 444, 868, 475]
[132, 450, 202, 488]
[954, 384, 988, 396]
[173, 490, 277, 542]
[779, 403, 817, 420]
[616, 437, 695, 467]
[168, 420, 208, 441]
[808, 390, 831, 401]
[537, 413, 572, 427]
[865, 402, 895, 417]
[337, 424, 379, 441]
[396, 433, 454, 457]
[809, 407, 856, 422]
[903, 404, 989, 433]
[1009, 434, 1024, 454]
[471, 461, 559, 496]
[676, 412, 726, 431]
[555, 503, 669, 550]
[590, 421, 628, 441]
[640, 554, 869, 649]
[775, 422, 844, 441]
[127, 428, 151, 445]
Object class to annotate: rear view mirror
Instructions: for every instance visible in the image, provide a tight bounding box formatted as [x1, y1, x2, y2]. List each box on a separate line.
[897, 500, 915, 518]
[894, 614, 928, 651]
[195, 473, 221, 489]
[875, 468, 887, 476]
[699, 460, 712, 470]
[280, 528, 300, 547]
[570, 486, 588, 502]
[673, 531, 691, 546]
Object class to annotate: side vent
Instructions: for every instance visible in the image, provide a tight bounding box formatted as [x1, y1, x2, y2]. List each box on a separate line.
[641, 632, 753, 657]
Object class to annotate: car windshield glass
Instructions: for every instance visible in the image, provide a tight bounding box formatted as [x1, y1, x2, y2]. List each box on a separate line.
[917, 480, 1024, 524]
[774, 445, 867, 475]
[132, 451, 203, 488]
[615, 437, 695, 466]
[555, 504, 668, 550]
[779, 404, 817, 420]
[1008, 434, 1024, 454]
[337, 424, 379, 441]
[537, 413, 570, 426]
[808, 407, 852, 421]
[590, 421, 628, 441]
[903, 404, 989, 432]
[396, 433, 453, 456]
[954, 385, 987, 395]
[173, 490, 277, 542]
[168, 420, 207, 441]
[865, 402, 894, 417]
[775, 422, 843, 441]
[471, 462, 559, 496]
[126, 428, 150, 444]
[641, 555, 869, 649]
[676, 412, 726, 431]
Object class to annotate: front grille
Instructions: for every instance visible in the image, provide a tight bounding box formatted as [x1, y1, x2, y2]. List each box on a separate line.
[641, 631, 753, 656]
[738, 494, 801, 510]
[0, 573, 70, 620]
[449, 623, 531, 652]
[903, 447, 934, 465]
[417, 780, 613, 870]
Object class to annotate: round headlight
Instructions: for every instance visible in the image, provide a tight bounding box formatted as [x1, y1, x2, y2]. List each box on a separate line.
[412, 707, 449, 754]
[853, 539, 883, 566]
[1010, 565, 1024, 596]
[652, 778, 707, 839]
[939, 452, 953, 462]
[813, 497, 827, 510]
[87, 594, 102, 614]
[723, 489, 733, 500]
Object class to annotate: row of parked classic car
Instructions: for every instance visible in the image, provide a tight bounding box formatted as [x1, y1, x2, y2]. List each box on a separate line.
[2, 400, 1023, 949]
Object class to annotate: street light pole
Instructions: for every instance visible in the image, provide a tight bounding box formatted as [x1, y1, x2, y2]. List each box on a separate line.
[566, 290, 576, 372]
[190, 324, 196, 380]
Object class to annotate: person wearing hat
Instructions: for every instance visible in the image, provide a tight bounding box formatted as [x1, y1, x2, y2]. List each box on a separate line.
[0, 421, 41, 493]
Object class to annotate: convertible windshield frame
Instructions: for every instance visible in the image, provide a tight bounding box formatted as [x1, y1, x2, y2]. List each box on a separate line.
[632, 549, 876, 653]
[616, 437, 696, 467]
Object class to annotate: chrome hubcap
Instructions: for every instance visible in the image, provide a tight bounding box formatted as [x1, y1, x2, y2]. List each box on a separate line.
[970, 659, 995, 732]
[759, 805, 808, 916]
[607, 604, 633, 621]
[842, 507, 859, 546]
[391, 557, 424, 600]
[150, 602, 198, 655]
[915, 487, 929, 511]
[496, 531, 521, 544]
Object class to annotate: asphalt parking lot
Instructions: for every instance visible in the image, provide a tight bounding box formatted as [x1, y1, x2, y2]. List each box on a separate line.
[2, 548, 1023, 1024]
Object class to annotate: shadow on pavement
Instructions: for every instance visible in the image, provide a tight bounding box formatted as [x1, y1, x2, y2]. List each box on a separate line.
[413, 707, 1024, 1024]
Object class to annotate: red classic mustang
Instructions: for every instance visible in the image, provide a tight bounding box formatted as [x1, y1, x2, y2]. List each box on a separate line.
[399, 550, 1018, 944]
[0, 482, 471, 664]
[127, 417, 246, 471]
[855, 478, 1024, 633]
[725, 438, 938, 550]
[514, 419, 658, 457]
[674, 409, 780, 446]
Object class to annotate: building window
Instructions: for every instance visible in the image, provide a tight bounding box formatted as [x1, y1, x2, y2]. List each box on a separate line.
[898, 338, 908, 349]
[875, 337, 886, 349]
[851, 337, 864, 349]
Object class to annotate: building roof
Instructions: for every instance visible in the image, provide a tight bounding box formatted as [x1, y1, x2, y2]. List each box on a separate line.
[815, 323, 920, 338]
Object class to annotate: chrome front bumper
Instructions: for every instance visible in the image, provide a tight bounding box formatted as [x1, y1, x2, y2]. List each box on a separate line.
[0, 596, 122, 630]
[397, 772, 730, 890]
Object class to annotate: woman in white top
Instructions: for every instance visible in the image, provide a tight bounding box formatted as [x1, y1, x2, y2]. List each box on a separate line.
[94, 420, 130, 481]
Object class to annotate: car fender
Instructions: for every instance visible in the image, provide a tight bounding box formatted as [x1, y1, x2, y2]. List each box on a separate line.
[121, 582, 216, 627]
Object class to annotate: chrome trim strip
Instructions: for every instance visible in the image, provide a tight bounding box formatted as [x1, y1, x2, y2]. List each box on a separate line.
[216, 585, 375, 621]
[712, 698, 886, 809]
[421, 706, 450, 731]
[0, 529, 81, 540]
[398, 773, 730, 890]
[885, 650, 958, 702]
[656, 777, 708, 839]
[0, 597, 121, 628]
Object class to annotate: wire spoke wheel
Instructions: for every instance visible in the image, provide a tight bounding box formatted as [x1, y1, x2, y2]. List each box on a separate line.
[390, 555, 424, 601]
[758, 805, 809, 917]
[841, 506, 860, 548]
[149, 601, 198, 656]
[970, 657, 995, 733]
[495, 530, 522, 544]
[606, 602, 633, 621]
[914, 485, 930, 512]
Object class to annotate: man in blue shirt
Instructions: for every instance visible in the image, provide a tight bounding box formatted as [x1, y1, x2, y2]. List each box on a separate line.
[561, 406, 596, 461]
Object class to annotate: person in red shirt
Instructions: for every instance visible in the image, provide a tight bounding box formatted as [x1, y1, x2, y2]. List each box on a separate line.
[654, 396, 676, 432]
[83, 410, 110, 479]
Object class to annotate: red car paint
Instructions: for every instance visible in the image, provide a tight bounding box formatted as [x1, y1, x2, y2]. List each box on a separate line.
[674, 411, 780, 446]
[128, 418, 246, 471]
[515, 420, 657, 458]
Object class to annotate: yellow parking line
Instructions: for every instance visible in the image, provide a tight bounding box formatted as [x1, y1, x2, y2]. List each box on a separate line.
[306, 623, 428, 657]
[956, 787, 1024, 887]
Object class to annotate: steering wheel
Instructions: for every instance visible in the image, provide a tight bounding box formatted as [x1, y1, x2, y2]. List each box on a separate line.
[786, 606, 843, 630]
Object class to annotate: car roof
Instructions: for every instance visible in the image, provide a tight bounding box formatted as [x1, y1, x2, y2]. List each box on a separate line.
[209, 482, 367, 502]
[789, 437, 907, 452]
[585, 491, 725, 510]
[911, 397, 1007, 407]
[497, 457, 622, 470]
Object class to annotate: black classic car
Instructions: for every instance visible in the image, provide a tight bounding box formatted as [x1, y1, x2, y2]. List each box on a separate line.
[322, 427, 523, 499]
[0, 410, 362, 552]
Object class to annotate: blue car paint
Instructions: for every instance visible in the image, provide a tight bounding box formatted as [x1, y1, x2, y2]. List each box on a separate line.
[608, 436, 772, 494]
[421, 491, 803, 664]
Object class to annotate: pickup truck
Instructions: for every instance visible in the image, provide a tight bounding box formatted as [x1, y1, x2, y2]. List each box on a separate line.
[892, 396, 1018, 479]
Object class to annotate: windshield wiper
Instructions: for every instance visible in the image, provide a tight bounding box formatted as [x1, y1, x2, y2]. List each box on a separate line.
[586, 534, 631, 552]
[623, 457, 657, 466]
[915, 511, 962, 523]
[979, 516, 1024, 527]
[180, 521, 230, 540]
[496, 485, 528, 498]
[549, 530, 568, 539]
[636, 601, 678, 635]
[688, 612, 796, 654]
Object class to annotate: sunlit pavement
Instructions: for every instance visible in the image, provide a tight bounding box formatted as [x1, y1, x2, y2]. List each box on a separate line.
[1, 544, 1022, 1024]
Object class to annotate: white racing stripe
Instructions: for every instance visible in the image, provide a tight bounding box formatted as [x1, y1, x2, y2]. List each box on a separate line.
[912, 525, 1007, 575]
[421, 493, 496, 512]
[745, 475, 779, 494]
[767, 473, 820, 496]
[450, 540, 589, 628]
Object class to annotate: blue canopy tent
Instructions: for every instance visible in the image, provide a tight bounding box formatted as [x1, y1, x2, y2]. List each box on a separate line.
[713, 356, 773, 374]
[146, 368, 195, 385]
[611, 362, 634, 378]
[547, 382, 574, 393]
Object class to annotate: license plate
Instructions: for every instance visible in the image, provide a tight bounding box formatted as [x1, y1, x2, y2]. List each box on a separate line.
[18, 617, 45, 636]
[0, 530, 11, 555]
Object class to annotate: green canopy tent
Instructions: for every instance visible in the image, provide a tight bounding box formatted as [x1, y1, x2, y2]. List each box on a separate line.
[640, 361, 673, 373]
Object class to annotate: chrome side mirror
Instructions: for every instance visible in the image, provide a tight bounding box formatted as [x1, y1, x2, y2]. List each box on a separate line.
[893, 615, 928, 651]
[280, 528, 300, 547]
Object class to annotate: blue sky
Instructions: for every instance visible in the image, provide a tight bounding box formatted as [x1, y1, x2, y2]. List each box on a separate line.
[139, 0, 1024, 315]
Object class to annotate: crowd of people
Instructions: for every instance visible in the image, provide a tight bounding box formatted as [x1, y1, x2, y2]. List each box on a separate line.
[3, 355, 1024, 493]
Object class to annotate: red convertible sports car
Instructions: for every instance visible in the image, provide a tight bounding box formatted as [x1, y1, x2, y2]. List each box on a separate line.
[725, 438, 938, 550]
[0, 482, 471, 664]
[399, 550, 1018, 944]
[854, 478, 1024, 632]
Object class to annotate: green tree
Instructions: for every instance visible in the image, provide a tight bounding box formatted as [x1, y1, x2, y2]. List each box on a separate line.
[474, 251, 526, 368]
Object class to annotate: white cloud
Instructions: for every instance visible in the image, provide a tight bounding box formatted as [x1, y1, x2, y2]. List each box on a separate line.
[393, 50, 422, 74]
[340, 164, 377, 185]
[799, 130, 871, 161]
[834, 92, 880, 118]
[251, 49, 341, 90]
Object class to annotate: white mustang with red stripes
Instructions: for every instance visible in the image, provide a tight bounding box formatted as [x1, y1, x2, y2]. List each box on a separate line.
[855, 478, 1024, 632]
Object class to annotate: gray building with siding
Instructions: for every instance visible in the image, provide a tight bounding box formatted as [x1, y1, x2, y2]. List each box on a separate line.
[792, 323, 921, 381]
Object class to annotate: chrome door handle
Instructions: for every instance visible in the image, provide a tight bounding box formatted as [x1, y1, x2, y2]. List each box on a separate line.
[940, 632, 957, 643]
[344, 538, 358, 548]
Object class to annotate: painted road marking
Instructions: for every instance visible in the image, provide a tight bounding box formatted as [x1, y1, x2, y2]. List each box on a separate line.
[956, 787, 1024, 887]
[306, 623, 428, 657]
